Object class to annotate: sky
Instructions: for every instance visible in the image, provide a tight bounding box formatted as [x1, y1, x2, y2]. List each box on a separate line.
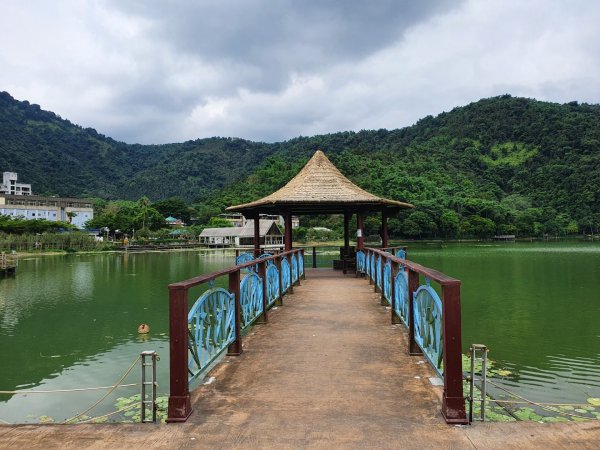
[1, 0, 600, 145]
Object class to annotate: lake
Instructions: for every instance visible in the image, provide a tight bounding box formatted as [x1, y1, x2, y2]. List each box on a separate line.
[0, 242, 599, 423]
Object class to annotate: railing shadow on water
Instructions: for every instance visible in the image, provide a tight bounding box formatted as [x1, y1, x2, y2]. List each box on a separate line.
[357, 246, 468, 425]
[166, 248, 305, 423]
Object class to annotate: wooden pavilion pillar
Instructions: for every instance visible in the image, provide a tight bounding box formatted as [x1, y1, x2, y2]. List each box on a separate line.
[357, 213, 365, 250]
[343, 211, 351, 253]
[381, 208, 389, 249]
[284, 213, 293, 251]
[253, 215, 261, 257]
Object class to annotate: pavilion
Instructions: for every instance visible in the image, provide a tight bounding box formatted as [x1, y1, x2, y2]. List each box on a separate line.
[226, 150, 413, 259]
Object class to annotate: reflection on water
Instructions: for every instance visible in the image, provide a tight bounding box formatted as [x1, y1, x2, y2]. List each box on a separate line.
[0, 250, 232, 423]
[409, 241, 600, 406]
[1, 244, 600, 422]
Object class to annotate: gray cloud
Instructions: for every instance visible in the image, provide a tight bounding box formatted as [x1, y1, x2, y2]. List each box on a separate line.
[1, 0, 599, 144]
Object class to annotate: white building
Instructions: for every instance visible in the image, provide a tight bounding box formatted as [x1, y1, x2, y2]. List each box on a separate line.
[0, 195, 94, 229]
[199, 219, 283, 248]
[0, 172, 32, 196]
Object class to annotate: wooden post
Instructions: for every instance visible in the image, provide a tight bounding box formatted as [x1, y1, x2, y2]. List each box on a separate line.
[167, 286, 192, 422]
[441, 282, 467, 424]
[343, 211, 350, 275]
[276, 257, 283, 306]
[301, 248, 306, 279]
[407, 268, 422, 355]
[380, 255, 387, 305]
[357, 213, 364, 250]
[288, 253, 294, 294]
[312, 246, 317, 268]
[227, 270, 243, 355]
[381, 209, 389, 249]
[368, 250, 372, 285]
[257, 260, 268, 323]
[295, 251, 301, 286]
[391, 260, 401, 324]
[284, 213, 293, 251]
[253, 216, 261, 257]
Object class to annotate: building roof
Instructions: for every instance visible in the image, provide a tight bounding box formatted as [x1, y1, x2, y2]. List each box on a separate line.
[226, 150, 414, 215]
[200, 220, 282, 238]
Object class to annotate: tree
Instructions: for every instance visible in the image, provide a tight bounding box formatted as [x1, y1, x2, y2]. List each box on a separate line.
[439, 211, 460, 238]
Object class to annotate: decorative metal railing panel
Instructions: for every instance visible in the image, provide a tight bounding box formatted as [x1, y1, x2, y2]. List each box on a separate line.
[187, 287, 236, 381]
[376, 255, 382, 289]
[383, 260, 392, 305]
[393, 268, 409, 326]
[291, 254, 298, 283]
[236, 252, 254, 265]
[356, 250, 365, 273]
[240, 272, 264, 329]
[396, 249, 406, 260]
[281, 257, 291, 293]
[413, 279, 444, 377]
[266, 263, 280, 307]
[258, 253, 274, 264]
[369, 252, 375, 280]
[298, 252, 304, 277]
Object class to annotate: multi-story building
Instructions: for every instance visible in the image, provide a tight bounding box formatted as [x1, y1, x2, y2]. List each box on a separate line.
[0, 172, 32, 196]
[0, 195, 94, 229]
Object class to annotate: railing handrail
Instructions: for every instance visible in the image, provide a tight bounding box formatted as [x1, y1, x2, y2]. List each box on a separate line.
[364, 247, 460, 286]
[169, 249, 301, 290]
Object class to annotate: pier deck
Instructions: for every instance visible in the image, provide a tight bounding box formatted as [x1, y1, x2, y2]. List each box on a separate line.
[1, 269, 599, 448]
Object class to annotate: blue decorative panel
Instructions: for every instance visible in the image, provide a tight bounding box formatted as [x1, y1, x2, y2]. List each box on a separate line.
[370, 253, 375, 280]
[383, 261, 392, 305]
[393, 268, 409, 326]
[396, 249, 406, 260]
[266, 263, 280, 307]
[281, 257, 291, 293]
[376, 255, 382, 289]
[187, 288, 236, 381]
[356, 251, 365, 273]
[298, 252, 304, 277]
[240, 272, 264, 329]
[413, 279, 444, 377]
[291, 254, 298, 283]
[236, 252, 254, 265]
[258, 253, 274, 264]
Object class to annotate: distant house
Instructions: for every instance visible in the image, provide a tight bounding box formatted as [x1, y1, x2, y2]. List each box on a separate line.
[165, 216, 185, 227]
[199, 219, 283, 248]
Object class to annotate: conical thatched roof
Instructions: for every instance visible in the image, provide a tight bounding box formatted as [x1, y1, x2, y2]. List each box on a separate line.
[227, 150, 413, 215]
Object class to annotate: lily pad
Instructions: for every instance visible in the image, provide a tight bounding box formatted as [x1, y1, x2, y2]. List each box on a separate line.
[587, 397, 600, 406]
[496, 369, 512, 377]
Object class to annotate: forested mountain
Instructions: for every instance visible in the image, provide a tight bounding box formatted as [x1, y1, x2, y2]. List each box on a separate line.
[1, 91, 600, 238]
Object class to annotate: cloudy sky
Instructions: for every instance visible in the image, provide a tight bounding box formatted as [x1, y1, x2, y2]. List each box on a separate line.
[1, 0, 599, 144]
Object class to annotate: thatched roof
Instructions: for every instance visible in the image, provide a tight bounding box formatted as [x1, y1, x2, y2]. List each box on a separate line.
[227, 150, 413, 215]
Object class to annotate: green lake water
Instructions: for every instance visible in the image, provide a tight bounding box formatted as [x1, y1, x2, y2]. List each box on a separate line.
[0, 243, 599, 423]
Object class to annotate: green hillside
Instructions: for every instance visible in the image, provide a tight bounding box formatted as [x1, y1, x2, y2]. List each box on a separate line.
[1, 91, 600, 238]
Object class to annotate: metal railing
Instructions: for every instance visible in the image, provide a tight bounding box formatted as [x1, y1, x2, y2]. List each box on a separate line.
[167, 248, 305, 423]
[357, 247, 467, 424]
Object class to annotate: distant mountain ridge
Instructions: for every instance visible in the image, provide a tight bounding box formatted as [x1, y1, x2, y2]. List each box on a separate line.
[1, 91, 600, 235]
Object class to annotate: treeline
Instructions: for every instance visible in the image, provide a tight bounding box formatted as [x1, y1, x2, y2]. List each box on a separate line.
[2, 92, 600, 239]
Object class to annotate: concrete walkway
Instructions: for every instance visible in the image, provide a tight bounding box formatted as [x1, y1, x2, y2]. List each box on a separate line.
[1, 269, 599, 448]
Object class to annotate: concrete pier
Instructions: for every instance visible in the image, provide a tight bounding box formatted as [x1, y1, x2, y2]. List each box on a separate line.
[1, 269, 599, 448]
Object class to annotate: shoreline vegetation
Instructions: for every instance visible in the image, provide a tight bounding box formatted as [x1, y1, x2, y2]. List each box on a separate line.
[7, 235, 599, 259]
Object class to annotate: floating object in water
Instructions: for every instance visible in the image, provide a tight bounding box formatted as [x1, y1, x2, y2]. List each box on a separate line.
[138, 323, 150, 334]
